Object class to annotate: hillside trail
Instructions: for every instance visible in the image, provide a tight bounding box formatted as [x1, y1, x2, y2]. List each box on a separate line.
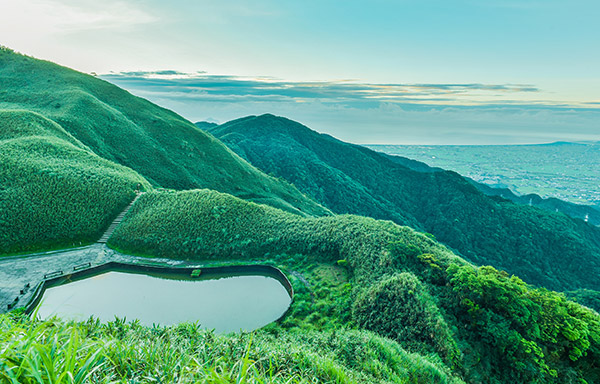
[97, 192, 144, 244]
[0, 191, 148, 312]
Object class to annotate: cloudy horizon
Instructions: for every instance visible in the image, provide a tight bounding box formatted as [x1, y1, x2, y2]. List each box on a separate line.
[2, 0, 599, 144]
[101, 70, 600, 145]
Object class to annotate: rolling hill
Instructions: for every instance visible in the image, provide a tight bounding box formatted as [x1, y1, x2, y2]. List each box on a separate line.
[1, 48, 600, 383]
[0, 47, 328, 218]
[0, 109, 148, 253]
[204, 114, 600, 294]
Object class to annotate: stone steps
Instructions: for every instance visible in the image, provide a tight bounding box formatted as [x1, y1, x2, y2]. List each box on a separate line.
[97, 192, 143, 243]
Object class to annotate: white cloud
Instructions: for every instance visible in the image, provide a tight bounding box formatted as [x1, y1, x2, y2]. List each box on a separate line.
[123, 89, 600, 145]
[0, 0, 157, 36]
[97, 71, 600, 145]
[0, 0, 161, 73]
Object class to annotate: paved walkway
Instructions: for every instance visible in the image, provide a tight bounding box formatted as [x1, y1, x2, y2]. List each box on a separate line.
[0, 192, 194, 314]
[98, 192, 143, 243]
[0, 245, 197, 314]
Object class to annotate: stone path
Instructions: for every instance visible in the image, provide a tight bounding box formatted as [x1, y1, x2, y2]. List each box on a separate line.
[0, 192, 191, 314]
[98, 192, 143, 243]
[0, 245, 196, 314]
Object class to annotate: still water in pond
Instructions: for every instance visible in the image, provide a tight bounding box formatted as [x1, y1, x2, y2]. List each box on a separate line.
[36, 271, 292, 333]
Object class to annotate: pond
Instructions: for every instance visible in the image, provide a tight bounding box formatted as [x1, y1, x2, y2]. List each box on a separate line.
[35, 269, 292, 333]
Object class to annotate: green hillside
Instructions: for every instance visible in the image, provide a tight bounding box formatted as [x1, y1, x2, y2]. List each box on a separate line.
[0, 47, 328, 217]
[205, 114, 600, 294]
[109, 189, 600, 384]
[367, 142, 600, 209]
[0, 109, 148, 254]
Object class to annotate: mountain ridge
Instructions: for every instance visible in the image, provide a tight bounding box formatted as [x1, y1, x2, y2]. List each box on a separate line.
[372, 147, 600, 226]
[0, 48, 328, 217]
[205, 113, 600, 294]
[2, 48, 600, 383]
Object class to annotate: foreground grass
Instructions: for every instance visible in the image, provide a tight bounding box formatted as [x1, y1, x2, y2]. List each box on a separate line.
[0, 314, 461, 384]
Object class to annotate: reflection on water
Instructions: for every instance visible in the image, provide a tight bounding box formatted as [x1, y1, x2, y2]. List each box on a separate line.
[36, 271, 291, 333]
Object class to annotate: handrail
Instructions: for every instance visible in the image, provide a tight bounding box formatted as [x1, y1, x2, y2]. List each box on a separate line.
[24, 261, 294, 315]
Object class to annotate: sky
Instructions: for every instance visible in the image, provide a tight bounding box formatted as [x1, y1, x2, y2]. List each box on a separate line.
[1, 0, 599, 144]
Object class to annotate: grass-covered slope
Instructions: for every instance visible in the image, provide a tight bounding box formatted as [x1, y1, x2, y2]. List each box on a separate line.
[110, 189, 462, 280]
[0, 314, 462, 384]
[110, 189, 600, 384]
[0, 109, 148, 254]
[0, 47, 327, 216]
[205, 114, 600, 293]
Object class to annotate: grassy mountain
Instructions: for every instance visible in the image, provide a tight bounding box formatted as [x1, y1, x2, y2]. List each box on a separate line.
[3, 46, 600, 383]
[0, 109, 148, 254]
[0, 47, 328, 217]
[109, 188, 600, 384]
[205, 114, 600, 294]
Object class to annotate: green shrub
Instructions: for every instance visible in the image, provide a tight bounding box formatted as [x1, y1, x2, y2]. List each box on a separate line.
[353, 272, 459, 363]
[446, 263, 600, 383]
[337, 259, 348, 267]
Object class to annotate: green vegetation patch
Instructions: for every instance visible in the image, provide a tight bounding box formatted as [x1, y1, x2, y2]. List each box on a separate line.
[109, 189, 600, 383]
[353, 272, 459, 363]
[0, 109, 148, 254]
[0, 314, 461, 383]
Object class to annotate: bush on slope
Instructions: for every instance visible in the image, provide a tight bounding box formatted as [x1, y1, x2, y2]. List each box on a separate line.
[353, 272, 459, 363]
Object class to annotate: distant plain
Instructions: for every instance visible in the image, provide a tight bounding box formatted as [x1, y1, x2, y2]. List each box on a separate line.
[368, 142, 600, 208]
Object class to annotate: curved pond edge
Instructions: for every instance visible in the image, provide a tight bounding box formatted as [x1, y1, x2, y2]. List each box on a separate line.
[24, 261, 294, 325]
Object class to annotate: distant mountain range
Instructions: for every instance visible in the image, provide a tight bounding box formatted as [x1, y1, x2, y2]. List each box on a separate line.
[203, 114, 600, 293]
[367, 142, 600, 211]
[470, 182, 600, 226]
[374, 151, 600, 226]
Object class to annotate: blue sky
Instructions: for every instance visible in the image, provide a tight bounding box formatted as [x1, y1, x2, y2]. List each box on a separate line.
[2, 0, 599, 144]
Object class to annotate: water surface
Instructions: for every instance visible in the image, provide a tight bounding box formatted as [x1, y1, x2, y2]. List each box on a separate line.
[36, 271, 291, 332]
